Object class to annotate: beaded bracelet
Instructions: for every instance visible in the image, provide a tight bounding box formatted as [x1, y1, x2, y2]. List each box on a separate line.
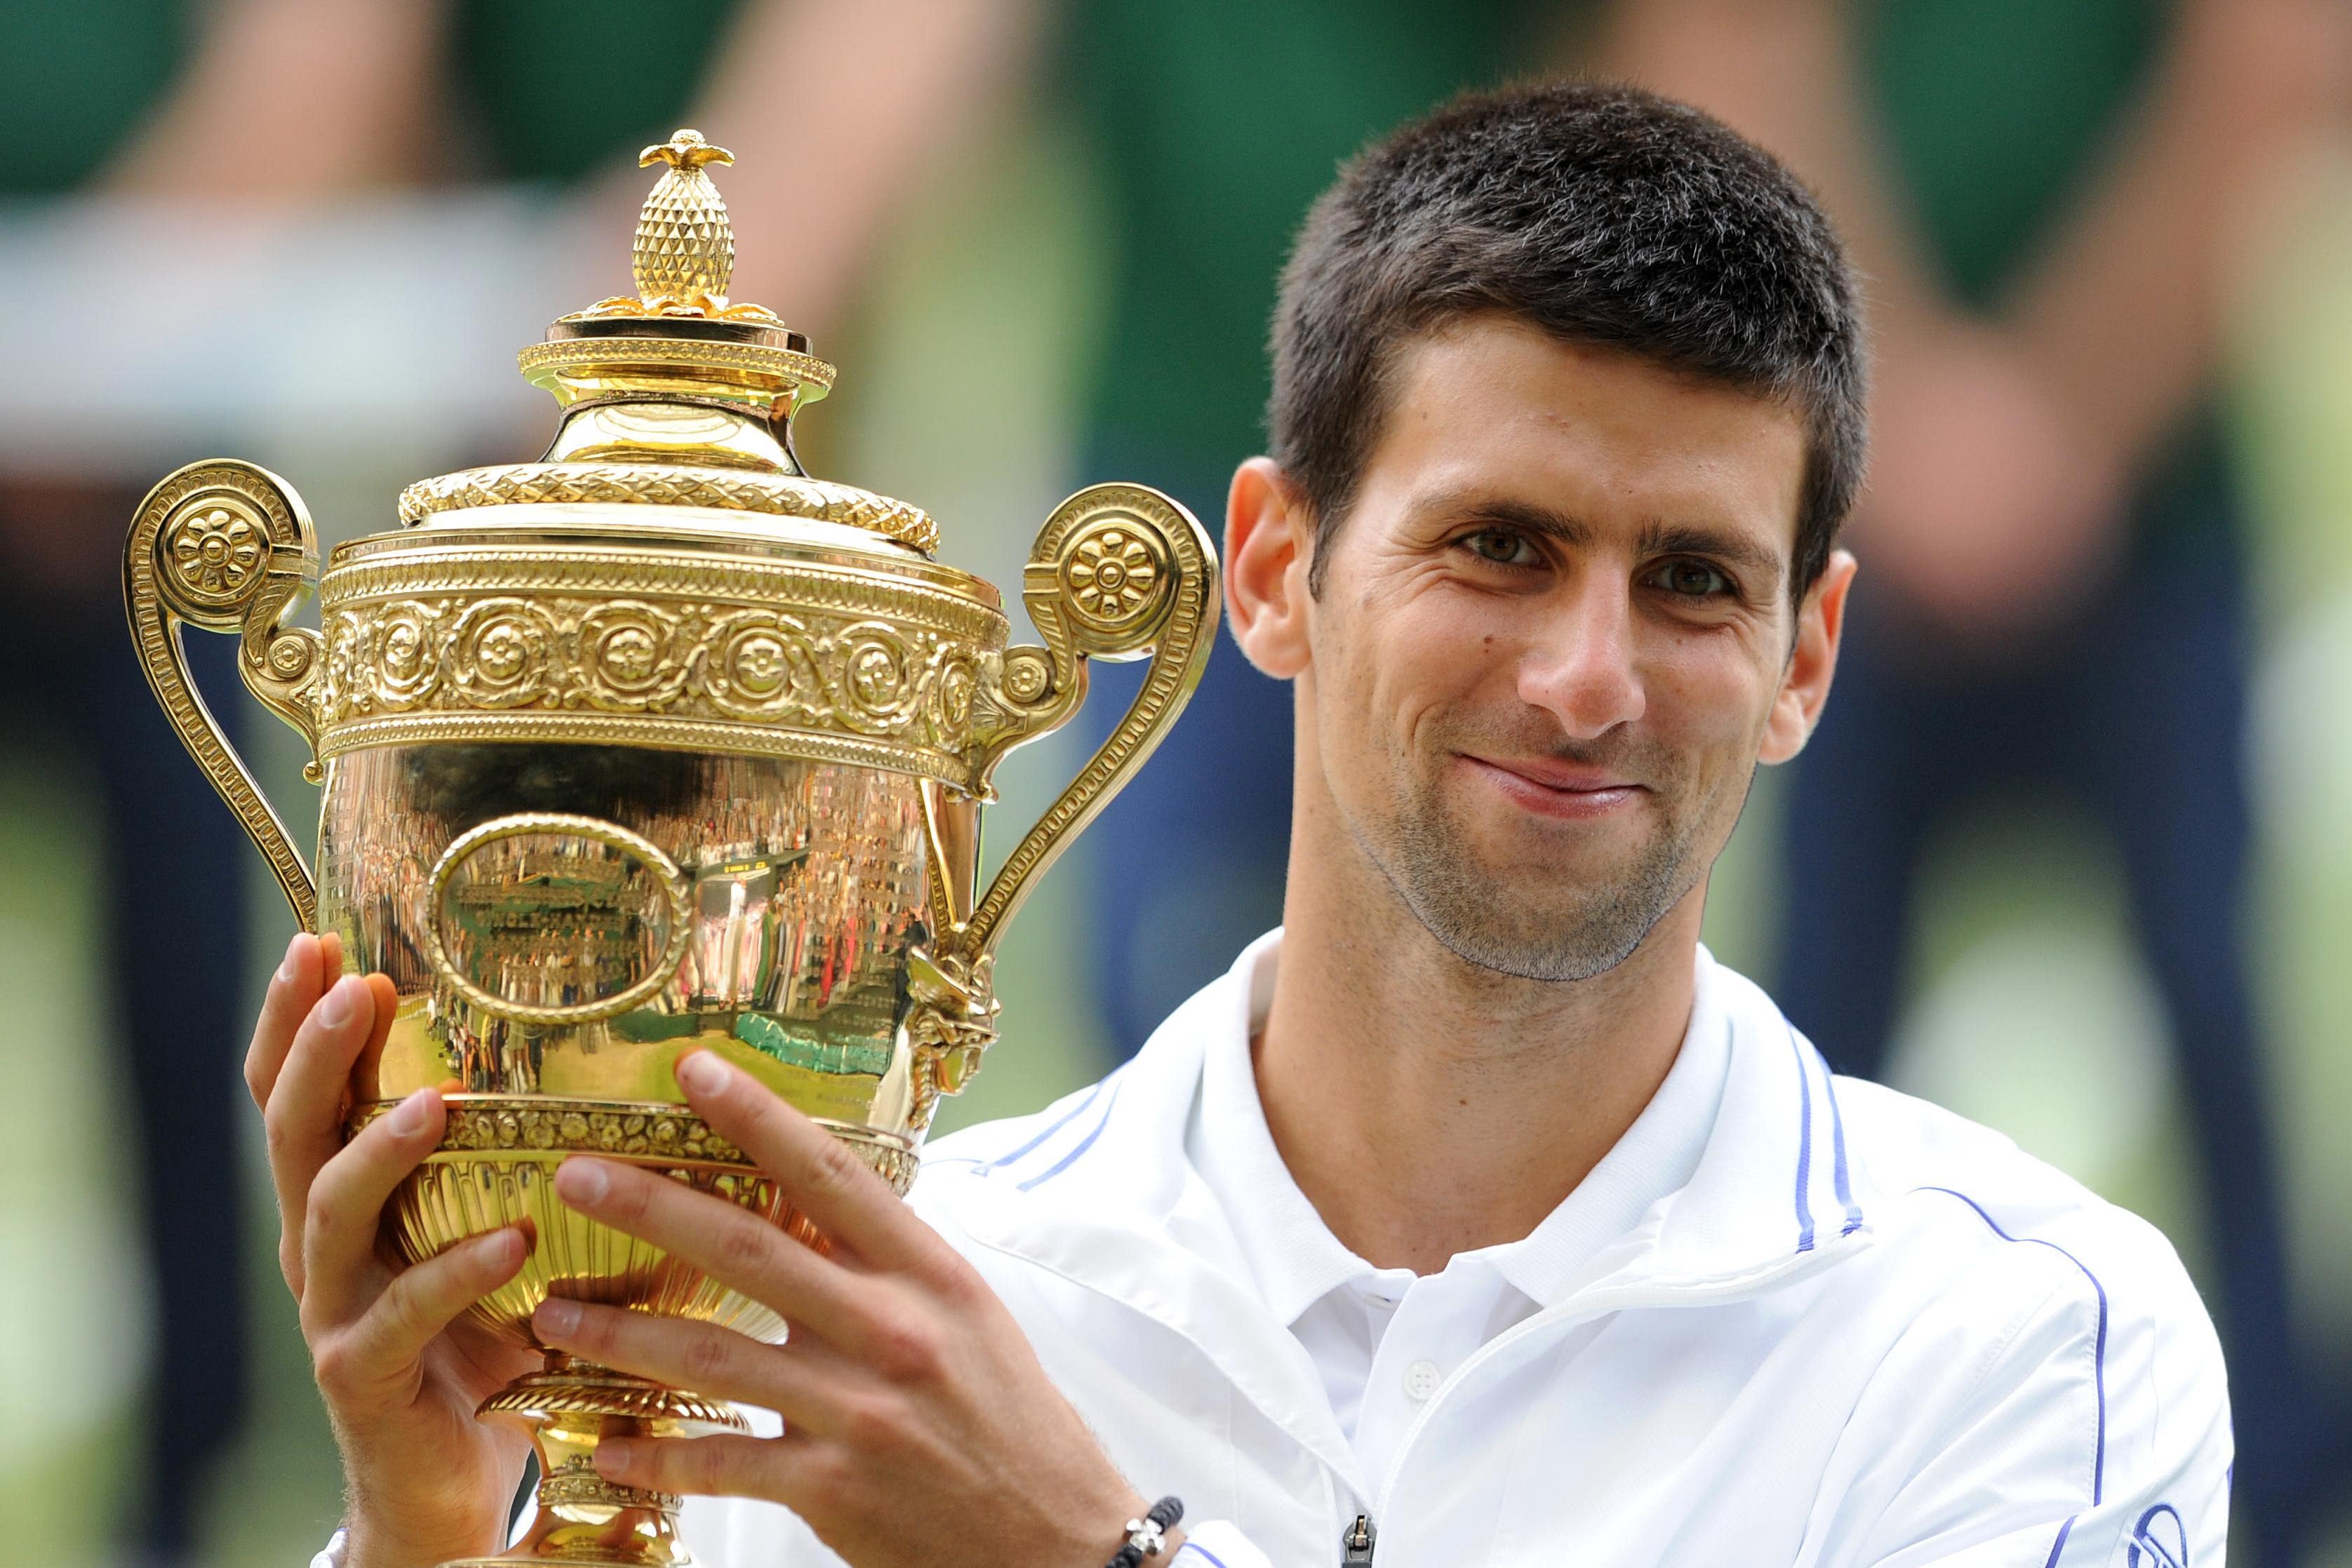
[1107, 1496, 1185, 1568]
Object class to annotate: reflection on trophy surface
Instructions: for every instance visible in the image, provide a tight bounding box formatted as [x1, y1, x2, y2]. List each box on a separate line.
[122, 128, 1216, 1567]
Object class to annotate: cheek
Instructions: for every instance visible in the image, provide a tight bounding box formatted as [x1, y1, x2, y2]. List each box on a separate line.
[1639, 634, 1780, 762]
[1373, 601, 1510, 751]
[1306, 610, 1389, 785]
[1323, 583, 1469, 718]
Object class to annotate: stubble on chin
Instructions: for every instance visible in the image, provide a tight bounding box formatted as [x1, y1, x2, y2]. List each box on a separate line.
[1363, 728, 1713, 984]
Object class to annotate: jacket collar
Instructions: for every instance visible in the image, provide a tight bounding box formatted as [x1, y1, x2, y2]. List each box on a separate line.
[1185, 932, 1749, 1323]
[937, 932, 1875, 1477]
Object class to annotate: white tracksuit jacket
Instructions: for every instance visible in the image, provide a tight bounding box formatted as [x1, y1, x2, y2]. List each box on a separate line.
[675, 936, 2230, 1567]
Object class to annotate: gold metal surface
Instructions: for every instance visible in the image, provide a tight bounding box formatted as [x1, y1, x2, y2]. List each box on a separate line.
[119, 126, 1218, 1568]
[311, 530, 999, 782]
[519, 333, 833, 399]
[420, 812, 699, 1027]
[323, 745, 941, 1127]
[123, 459, 324, 928]
[631, 130, 741, 314]
[963, 483, 1218, 961]
[347, 1097, 913, 1355]
[396, 464, 933, 551]
[451, 1358, 747, 1568]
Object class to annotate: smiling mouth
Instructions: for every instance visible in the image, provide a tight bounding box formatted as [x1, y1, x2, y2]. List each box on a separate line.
[1459, 754, 1646, 818]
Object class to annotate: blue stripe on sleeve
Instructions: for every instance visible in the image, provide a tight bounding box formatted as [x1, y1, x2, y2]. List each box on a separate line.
[1916, 1186, 2110, 1506]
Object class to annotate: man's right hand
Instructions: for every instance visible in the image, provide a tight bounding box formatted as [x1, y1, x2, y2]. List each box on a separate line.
[249, 931, 541, 1568]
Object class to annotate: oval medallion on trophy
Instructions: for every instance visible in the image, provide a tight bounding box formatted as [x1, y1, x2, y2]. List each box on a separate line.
[424, 812, 695, 1026]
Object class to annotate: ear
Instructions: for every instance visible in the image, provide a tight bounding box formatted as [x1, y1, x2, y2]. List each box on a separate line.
[1759, 548, 1857, 765]
[1224, 456, 1315, 681]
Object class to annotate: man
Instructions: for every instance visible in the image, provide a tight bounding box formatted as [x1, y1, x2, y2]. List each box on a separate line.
[1593, 11, 2339, 1554]
[258, 85, 2229, 1567]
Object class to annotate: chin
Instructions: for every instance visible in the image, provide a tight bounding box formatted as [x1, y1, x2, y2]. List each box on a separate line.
[1410, 835, 1695, 972]
[1420, 911, 1655, 984]
[1474, 836, 1653, 892]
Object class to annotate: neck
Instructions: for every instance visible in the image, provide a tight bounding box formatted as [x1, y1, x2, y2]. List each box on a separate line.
[1253, 764, 1703, 1275]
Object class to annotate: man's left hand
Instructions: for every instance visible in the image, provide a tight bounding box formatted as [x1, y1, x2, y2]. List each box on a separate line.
[533, 1050, 1158, 1568]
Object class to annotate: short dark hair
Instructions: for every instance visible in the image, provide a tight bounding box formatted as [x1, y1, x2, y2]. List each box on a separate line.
[1269, 81, 1866, 600]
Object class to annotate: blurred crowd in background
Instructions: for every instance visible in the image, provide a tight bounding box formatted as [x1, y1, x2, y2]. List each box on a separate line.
[4, 0, 2352, 1562]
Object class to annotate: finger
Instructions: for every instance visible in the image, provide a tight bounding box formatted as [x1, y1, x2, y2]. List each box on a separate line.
[674, 1052, 938, 1272]
[263, 973, 380, 1290]
[246, 932, 328, 1113]
[594, 1432, 785, 1503]
[302, 1086, 448, 1324]
[533, 1300, 826, 1428]
[318, 930, 346, 1005]
[361, 970, 399, 1079]
[325, 1228, 528, 1397]
[551, 1155, 872, 1351]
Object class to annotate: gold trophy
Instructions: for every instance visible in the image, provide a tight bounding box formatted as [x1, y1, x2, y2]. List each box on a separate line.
[122, 130, 1216, 1567]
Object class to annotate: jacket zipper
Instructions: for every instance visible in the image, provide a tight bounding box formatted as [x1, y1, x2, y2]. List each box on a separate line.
[1342, 1513, 1377, 1564]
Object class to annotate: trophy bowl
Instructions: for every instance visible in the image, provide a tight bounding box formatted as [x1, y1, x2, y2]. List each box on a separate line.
[121, 130, 1216, 1567]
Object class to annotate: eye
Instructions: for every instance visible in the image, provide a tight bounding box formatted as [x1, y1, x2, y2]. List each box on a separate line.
[1459, 528, 1539, 567]
[1648, 558, 1732, 597]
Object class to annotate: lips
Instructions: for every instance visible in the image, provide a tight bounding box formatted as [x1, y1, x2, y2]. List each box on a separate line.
[1471, 753, 1636, 791]
[1459, 753, 1645, 818]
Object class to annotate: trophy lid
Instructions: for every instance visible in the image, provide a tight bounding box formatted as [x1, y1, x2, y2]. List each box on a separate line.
[398, 129, 938, 554]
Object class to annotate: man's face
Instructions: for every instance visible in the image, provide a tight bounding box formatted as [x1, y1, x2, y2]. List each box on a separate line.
[1293, 316, 1828, 981]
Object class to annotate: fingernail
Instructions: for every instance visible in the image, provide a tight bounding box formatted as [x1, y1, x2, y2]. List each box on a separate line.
[536, 1297, 581, 1337]
[556, 1159, 610, 1205]
[595, 1438, 636, 1474]
[317, 977, 359, 1029]
[676, 1052, 728, 1097]
[276, 933, 307, 986]
[387, 1088, 434, 1136]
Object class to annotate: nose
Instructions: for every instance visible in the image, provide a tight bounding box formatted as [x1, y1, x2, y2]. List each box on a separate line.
[1516, 575, 1645, 738]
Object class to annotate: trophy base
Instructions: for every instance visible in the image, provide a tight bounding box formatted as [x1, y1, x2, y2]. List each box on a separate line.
[450, 1353, 748, 1568]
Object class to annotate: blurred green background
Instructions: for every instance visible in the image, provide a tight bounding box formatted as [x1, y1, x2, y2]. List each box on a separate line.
[5, 7, 2352, 1563]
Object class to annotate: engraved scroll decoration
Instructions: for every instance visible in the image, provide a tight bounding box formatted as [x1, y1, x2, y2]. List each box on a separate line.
[904, 483, 1220, 1120]
[123, 459, 326, 928]
[345, 1098, 918, 1194]
[318, 584, 991, 786]
[395, 462, 934, 552]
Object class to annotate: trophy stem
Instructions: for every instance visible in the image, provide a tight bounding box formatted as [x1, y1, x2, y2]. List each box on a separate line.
[442, 1353, 748, 1568]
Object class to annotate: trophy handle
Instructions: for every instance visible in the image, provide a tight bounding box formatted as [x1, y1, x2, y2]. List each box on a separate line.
[123, 460, 326, 930]
[960, 481, 1220, 966]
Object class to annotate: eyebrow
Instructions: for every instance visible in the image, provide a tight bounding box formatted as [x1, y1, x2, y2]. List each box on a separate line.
[1638, 522, 1785, 594]
[1410, 490, 1787, 593]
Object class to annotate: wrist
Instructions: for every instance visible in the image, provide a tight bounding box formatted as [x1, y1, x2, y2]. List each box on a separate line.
[332, 1445, 521, 1568]
[1100, 1495, 1186, 1568]
[342, 1512, 502, 1568]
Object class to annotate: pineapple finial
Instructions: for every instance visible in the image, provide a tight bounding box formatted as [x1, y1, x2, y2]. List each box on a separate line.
[632, 129, 737, 311]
